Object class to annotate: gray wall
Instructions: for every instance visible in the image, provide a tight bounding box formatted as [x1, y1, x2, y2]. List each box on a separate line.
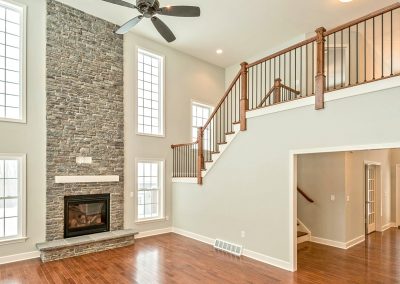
[172, 85, 400, 264]
[123, 32, 224, 232]
[297, 152, 346, 242]
[46, 0, 124, 241]
[0, 0, 47, 257]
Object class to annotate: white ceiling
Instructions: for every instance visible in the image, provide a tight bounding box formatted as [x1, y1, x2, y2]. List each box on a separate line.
[57, 0, 397, 68]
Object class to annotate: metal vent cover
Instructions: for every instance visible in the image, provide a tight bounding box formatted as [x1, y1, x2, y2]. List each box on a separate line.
[214, 239, 243, 256]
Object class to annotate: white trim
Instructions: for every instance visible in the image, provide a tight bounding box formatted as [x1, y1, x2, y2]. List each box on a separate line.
[310, 236, 347, 249]
[0, 0, 27, 124]
[135, 227, 172, 239]
[0, 236, 27, 246]
[380, 222, 396, 232]
[54, 175, 119, 183]
[247, 76, 400, 120]
[345, 235, 365, 249]
[135, 46, 165, 137]
[364, 161, 382, 233]
[172, 178, 197, 184]
[0, 251, 39, 265]
[0, 153, 26, 241]
[134, 158, 165, 223]
[172, 227, 214, 245]
[297, 233, 310, 244]
[172, 227, 293, 272]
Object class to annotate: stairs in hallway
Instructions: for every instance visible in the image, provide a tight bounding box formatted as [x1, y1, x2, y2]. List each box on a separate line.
[297, 221, 310, 244]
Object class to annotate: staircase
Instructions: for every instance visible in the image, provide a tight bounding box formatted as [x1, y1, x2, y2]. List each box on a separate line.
[171, 3, 400, 184]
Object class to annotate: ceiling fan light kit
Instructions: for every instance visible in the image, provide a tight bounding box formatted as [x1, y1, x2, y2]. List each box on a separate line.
[102, 0, 201, 42]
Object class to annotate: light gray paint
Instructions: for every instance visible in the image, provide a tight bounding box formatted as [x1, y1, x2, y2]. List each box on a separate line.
[0, 0, 46, 256]
[297, 152, 346, 242]
[123, 31, 225, 232]
[173, 86, 400, 263]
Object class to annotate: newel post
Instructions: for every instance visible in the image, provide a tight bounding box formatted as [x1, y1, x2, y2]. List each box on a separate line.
[240, 62, 248, 131]
[315, 27, 326, 110]
[273, 78, 282, 104]
[197, 127, 204, 185]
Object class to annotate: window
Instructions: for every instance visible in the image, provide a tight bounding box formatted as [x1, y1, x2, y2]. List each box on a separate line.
[137, 48, 164, 136]
[136, 160, 164, 221]
[0, 1, 25, 122]
[0, 154, 25, 240]
[192, 102, 212, 143]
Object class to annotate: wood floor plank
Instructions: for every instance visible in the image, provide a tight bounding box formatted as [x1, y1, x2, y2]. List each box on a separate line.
[0, 228, 399, 283]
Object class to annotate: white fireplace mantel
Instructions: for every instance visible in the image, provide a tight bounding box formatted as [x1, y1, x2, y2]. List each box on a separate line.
[54, 175, 120, 184]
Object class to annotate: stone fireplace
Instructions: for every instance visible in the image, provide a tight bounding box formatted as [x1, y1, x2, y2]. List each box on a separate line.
[64, 194, 110, 238]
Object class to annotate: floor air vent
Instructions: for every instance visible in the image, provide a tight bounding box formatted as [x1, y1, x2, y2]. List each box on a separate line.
[214, 239, 243, 256]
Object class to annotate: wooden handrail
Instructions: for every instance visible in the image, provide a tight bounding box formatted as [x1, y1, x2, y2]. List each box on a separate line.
[202, 71, 241, 131]
[297, 187, 314, 203]
[171, 142, 197, 149]
[248, 36, 316, 68]
[258, 86, 274, 108]
[325, 3, 400, 36]
[281, 85, 300, 95]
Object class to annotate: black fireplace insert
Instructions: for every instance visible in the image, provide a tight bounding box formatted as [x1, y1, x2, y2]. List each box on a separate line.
[64, 194, 110, 238]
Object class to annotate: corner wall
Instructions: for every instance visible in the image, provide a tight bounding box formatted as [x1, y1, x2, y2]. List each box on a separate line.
[172, 84, 400, 268]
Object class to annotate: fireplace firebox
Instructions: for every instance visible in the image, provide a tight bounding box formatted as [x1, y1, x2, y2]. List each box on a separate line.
[64, 194, 110, 238]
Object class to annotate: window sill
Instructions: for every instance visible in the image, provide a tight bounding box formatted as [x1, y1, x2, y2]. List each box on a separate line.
[136, 132, 166, 139]
[135, 217, 167, 224]
[0, 236, 28, 246]
[0, 117, 26, 124]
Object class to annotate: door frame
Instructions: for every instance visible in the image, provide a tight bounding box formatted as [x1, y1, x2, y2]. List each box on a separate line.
[290, 142, 400, 272]
[364, 161, 382, 234]
[396, 164, 400, 227]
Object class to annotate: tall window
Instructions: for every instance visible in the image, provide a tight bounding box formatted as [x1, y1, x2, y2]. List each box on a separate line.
[136, 160, 164, 221]
[0, 155, 25, 240]
[137, 48, 164, 136]
[0, 1, 24, 122]
[192, 102, 212, 142]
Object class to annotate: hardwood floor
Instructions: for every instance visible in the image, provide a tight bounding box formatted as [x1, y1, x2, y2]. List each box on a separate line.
[0, 228, 399, 283]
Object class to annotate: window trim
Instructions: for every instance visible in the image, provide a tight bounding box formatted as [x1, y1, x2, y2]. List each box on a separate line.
[135, 46, 165, 138]
[134, 158, 165, 223]
[191, 100, 213, 142]
[0, 153, 26, 243]
[0, 0, 27, 124]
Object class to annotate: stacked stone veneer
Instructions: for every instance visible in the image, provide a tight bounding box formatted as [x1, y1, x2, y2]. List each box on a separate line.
[46, 0, 124, 241]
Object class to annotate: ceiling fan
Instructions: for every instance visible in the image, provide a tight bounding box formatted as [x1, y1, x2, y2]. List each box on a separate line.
[101, 0, 201, 42]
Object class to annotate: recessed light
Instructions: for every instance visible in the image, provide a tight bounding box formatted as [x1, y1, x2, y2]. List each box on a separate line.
[216, 49, 223, 54]
[339, 0, 352, 3]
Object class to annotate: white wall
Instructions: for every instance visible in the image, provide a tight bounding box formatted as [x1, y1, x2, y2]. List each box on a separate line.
[0, 0, 46, 257]
[172, 84, 400, 269]
[124, 32, 224, 233]
[297, 152, 347, 242]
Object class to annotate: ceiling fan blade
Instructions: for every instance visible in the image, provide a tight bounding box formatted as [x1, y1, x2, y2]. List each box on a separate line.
[116, 15, 143, 34]
[159, 6, 200, 17]
[101, 0, 137, 9]
[151, 17, 176, 43]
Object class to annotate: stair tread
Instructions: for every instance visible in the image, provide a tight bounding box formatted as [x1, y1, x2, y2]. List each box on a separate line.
[225, 132, 235, 135]
[297, 231, 308, 238]
[217, 142, 227, 145]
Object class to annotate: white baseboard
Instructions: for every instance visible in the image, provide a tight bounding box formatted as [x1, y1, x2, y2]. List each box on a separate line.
[380, 223, 396, 232]
[135, 227, 172, 239]
[310, 235, 365, 250]
[297, 234, 310, 244]
[172, 227, 293, 272]
[310, 236, 347, 249]
[0, 251, 40, 265]
[345, 235, 365, 249]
